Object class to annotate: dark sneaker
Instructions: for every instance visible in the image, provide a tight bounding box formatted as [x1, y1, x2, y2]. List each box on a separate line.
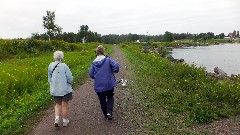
[106, 113, 112, 120]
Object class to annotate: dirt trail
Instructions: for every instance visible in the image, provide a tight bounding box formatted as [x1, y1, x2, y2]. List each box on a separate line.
[29, 45, 132, 135]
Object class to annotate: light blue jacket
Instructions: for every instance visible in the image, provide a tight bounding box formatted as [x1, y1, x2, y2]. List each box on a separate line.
[89, 55, 119, 92]
[48, 61, 73, 96]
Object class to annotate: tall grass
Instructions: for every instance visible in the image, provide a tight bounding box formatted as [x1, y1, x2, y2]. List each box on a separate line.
[0, 40, 112, 135]
[0, 39, 85, 60]
[120, 43, 240, 134]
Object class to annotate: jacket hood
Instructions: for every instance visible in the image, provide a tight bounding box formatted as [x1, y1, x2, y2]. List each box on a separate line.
[92, 55, 106, 67]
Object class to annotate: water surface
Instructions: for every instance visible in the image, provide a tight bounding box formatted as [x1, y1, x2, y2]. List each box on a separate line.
[171, 43, 240, 75]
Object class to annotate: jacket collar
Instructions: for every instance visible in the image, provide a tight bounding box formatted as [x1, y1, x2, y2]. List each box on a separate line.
[93, 55, 106, 62]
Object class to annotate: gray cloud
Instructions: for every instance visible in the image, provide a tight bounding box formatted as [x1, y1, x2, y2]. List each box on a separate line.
[0, 0, 239, 38]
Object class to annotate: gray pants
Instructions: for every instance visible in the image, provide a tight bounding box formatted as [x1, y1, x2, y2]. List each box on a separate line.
[96, 89, 114, 117]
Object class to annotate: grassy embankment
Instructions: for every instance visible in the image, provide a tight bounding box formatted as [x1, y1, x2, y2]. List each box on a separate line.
[120, 43, 240, 134]
[0, 39, 112, 135]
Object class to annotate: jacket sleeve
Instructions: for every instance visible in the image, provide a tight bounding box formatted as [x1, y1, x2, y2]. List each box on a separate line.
[109, 58, 119, 73]
[65, 65, 73, 84]
[88, 64, 95, 79]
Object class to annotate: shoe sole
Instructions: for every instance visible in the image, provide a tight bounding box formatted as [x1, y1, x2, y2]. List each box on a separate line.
[107, 114, 112, 120]
[107, 118, 112, 120]
[63, 121, 70, 127]
[106, 116, 112, 120]
[55, 123, 59, 127]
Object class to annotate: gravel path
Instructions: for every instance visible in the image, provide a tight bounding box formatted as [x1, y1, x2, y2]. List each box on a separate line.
[28, 45, 132, 135]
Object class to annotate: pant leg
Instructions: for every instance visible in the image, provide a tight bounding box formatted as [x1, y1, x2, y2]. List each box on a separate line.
[96, 92, 107, 117]
[106, 89, 114, 115]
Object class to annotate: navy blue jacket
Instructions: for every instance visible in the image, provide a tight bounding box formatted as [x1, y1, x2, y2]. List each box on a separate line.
[89, 55, 119, 92]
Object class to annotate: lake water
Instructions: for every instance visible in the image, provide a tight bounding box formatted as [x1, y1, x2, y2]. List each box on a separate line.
[170, 43, 240, 76]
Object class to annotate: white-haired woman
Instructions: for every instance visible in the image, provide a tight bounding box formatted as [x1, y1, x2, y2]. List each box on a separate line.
[48, 51, 73, 127]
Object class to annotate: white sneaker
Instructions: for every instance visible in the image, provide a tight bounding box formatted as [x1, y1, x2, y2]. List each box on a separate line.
[63, 119, 70, 127]
[54, 118, 59, 127]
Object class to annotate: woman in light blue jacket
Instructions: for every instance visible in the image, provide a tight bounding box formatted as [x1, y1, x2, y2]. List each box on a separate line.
[48, 51, 73, 127]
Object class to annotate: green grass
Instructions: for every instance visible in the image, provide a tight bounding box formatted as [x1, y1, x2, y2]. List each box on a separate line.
[0, 52, 93, 134]
[0, 40, 112, 135]
[120, 43, 240, 134]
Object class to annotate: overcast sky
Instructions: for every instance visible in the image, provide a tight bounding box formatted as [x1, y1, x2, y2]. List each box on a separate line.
[0, 0, 239, 39]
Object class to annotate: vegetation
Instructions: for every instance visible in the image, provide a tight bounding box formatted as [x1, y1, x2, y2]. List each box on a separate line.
[30, 10, 238, 44]
[99, 32, 231, 44]
[31, 25, 102, 43]
[120, 43, 240, 134]
[0, 39, 111, 135]
[42, 11, 62, 40]
[76, 25, 102, 43]
[0, 39, 85, 60]
[0, 9, 239, 134]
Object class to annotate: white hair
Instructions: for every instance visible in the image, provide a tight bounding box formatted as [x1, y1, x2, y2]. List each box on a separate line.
[53, 51, 64, 61]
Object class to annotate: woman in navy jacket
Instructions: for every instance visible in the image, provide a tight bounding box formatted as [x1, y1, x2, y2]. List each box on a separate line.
[89, 45, 119, 120]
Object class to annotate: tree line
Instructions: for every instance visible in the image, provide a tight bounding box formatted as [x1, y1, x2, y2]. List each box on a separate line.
[30, 11, 228, 44]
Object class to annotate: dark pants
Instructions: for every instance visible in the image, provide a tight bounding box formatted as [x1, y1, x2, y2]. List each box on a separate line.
[96, 89, 114, 117]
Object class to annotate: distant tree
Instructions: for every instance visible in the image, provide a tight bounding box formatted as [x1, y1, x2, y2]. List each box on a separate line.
[55, 26, 63, 40]
[42, 11, 62, 40]
[86, 31, 96, 42]
[218, 33, 225, 39]
[206, 32, 215, 39]
[163, 31, 173, 42]
[179, 33, 188, 40]
[94, 32, 102, 42]
[152, 35, 163, 42]
[102, 34, 121, 44]
[197, 33, 207, 39]
[30, 33, 49, 40]
[40, 33, 51, 40]
[76, 25, 102, 43]
[31, 33, 41, 40]
[68, 32, 77, 43]
[186, 33, 194, 39]
[172, 33, 180, 40]
[61, 32, 77, 43]
[76, 25, 89, 43]
[87, 31, 102, 43]
[131, 34, 139, 41]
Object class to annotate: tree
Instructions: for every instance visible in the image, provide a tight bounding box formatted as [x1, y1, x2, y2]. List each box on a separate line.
[206, 32, 214, 39]
[215, 33, 225, 39]
[77, 25, 89, 43]
[131, 34, 139, 41]
[61, 32, 77, 43]
[43, 11, 62, 40]
[163, 31, 173, 42]
[197, 33, 207, 39]
[31, 32, 41, 40]
[76, 25, 102, 43]
[102, 34, 120, 44]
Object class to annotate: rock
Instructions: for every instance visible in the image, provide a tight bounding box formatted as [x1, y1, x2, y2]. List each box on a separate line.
[214, 67, 227, 77]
